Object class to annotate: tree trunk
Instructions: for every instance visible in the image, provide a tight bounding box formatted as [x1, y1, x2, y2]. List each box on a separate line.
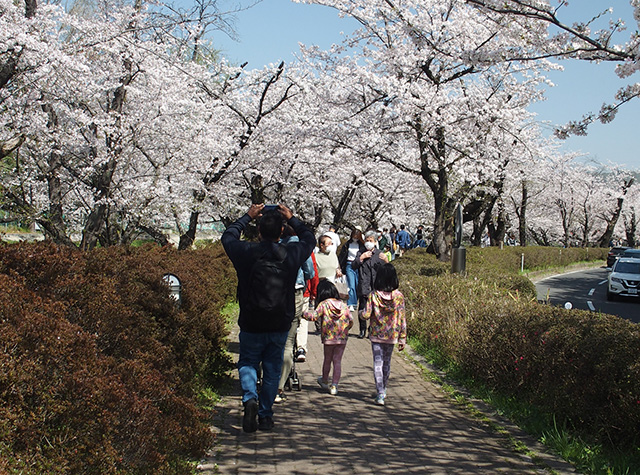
[329, 176, 361, 230]
[178, 209, 200, 250]
[624, 210, 637, 248]
[43, 149, 75, 247]
[138, 224, 170, 247]
[431, 198, 456, 261]
[597, 197, 625, 248]
[489, 200, 507, 246]
[597, 178, 634, 248]
[518, 182, 528, 247]
[464, 197, 490, 246]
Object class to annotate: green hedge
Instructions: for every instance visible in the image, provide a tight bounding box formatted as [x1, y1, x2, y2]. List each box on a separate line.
[396, 247, 639, 449]
[0, 241, 237, 474]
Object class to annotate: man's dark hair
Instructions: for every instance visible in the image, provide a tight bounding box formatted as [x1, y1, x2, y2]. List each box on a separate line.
[282, 223, 296, 238]
[316, 279, 339, 304]
[374, 263, 399, 292]
[259, 210, 285, 241]
[400, 224, 405, 230]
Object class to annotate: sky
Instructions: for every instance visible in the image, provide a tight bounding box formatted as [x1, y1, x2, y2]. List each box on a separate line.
[212, 0, 640, 171]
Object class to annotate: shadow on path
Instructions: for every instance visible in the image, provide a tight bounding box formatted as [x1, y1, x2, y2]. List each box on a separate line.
[199, 325, 576, 474]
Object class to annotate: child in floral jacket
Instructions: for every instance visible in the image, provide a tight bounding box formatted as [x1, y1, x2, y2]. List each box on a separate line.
[360, 263, 406, 406]
[303, 280, 353, 395]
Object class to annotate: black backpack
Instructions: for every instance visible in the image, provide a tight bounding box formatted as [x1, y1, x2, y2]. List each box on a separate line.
[247, 244, 288, 315]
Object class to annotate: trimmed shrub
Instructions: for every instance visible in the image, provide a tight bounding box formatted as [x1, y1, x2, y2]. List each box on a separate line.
[395, 246, 639, 449]
[0, 241, 237, 474]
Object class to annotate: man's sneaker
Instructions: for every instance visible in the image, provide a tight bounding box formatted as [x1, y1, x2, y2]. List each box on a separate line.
[258, 416, 274, 431]
[317, 377, 329, 390]
[295, 348, 306, 362]
[329, 384, 338, 395]
[348, 305, 355, 312]
[374, 394, 385, 406]
[274, 392, 287, 404]
[242, 398, 258, 432]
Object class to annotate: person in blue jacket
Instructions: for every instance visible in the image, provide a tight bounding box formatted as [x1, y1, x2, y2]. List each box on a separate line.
[395, 224, 412, 256]
[221, 203, 315, 433]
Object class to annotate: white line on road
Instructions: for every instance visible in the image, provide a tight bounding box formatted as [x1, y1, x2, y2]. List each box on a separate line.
[599, 280, 608, 286]
[588, 288, 596, 296]
[587, 301, 596, 311]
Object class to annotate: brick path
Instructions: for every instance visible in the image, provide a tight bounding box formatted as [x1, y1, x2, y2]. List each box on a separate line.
[198, 322, 576, 474]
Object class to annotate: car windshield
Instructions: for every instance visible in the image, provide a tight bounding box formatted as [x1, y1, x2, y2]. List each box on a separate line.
[614, 262, 640, 274]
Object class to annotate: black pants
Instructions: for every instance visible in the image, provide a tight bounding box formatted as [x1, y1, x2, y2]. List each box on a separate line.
[358, 295, 368, 332]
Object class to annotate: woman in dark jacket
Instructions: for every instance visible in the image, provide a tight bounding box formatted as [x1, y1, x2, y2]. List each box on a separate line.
[351, 230, 388, 338]
[338, 228, 366, 312]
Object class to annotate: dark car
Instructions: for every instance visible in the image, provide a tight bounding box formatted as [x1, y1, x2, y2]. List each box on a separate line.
[607, 246, 630, 267]
[622, 248, 640, 259]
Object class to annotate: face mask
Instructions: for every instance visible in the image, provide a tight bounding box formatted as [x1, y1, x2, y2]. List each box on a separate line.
[365, 242, 375, 251]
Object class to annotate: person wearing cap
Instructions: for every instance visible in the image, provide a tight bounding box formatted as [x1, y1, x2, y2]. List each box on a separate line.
[323, 225, 341, 255]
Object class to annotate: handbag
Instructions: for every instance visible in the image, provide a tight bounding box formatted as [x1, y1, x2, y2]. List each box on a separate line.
[334, 276, 349, 301]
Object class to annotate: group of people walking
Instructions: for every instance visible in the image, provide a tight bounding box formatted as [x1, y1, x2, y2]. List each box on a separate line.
[222, 204, 407, 433]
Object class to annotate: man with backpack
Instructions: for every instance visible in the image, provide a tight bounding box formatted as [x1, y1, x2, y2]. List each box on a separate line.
[221, 203, 315, 433]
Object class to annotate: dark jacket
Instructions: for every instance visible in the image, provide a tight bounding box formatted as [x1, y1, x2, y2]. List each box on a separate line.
[221, 214, 315, 333]
[338, 240, 366, 274]
[351, 248, 386, 298]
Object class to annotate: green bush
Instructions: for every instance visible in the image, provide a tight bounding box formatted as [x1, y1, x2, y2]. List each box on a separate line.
[0, 241, 237, 474]
[466, 246, 607, 274]
[395, 246, 639, 450]
[461, 300, 640, 445]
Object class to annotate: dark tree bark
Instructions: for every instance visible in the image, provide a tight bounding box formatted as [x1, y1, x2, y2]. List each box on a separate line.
[597, 178, 634, 248]
[624, 210, 637, 248]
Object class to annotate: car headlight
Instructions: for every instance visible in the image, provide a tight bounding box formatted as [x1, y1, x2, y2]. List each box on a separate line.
[611, 277, 623, 283]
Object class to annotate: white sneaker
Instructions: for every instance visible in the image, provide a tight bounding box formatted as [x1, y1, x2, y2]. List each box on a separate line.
[374, 394, 385, 406]
[329, 384, 338, 395]
[317, 377, 329, 390]
[348, 305, 355, 311]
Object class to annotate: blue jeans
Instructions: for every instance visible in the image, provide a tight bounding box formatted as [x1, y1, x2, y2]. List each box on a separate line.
[238, 330, 289, 418]
[346, 261, 358, 307]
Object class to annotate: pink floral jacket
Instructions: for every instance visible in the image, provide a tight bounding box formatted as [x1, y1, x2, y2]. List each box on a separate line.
[360, 290, 407, 345]
[304, 298, 353, 345]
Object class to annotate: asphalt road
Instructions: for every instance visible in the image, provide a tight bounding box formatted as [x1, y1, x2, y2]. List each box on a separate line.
[535, 266, 640, 323]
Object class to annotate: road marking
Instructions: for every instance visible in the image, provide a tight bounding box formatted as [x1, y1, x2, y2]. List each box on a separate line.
[599, 280, 608, 286]
[587, 301, 596, 311]
[588, 288, 596, 296]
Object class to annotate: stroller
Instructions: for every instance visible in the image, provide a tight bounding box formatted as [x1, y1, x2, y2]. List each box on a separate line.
[256, 334, 302, 392]
[284, 334, 302, 391]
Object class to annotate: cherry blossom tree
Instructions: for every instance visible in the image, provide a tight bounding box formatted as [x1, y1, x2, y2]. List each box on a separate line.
[1, 0, 231, 247]
[467, 0, 640, 136]
[296, 0, 558, 260]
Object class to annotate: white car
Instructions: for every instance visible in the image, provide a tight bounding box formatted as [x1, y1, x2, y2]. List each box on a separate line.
[607, 257, 640, 301]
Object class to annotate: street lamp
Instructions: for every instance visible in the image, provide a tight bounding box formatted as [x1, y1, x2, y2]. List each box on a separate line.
[162, 273, 182, 307]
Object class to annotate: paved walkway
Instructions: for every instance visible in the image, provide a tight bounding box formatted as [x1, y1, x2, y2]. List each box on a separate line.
[198, 323, 576, 474]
